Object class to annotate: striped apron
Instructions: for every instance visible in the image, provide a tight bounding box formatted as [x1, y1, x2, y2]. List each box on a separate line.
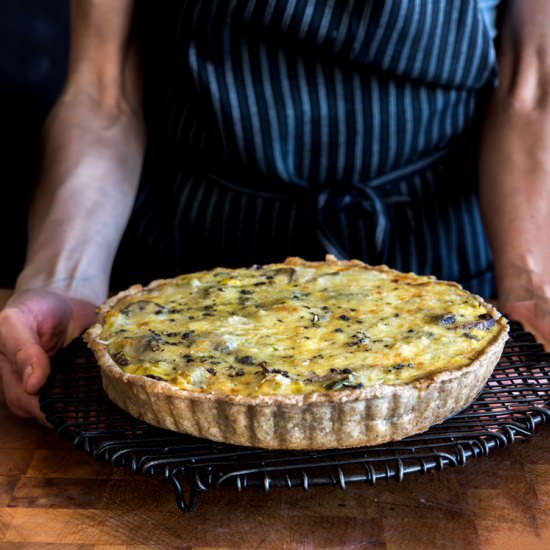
[113, 0, 500, 298]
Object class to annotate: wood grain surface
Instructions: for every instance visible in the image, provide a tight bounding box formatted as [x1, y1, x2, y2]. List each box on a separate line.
[1, 288, 550, 549]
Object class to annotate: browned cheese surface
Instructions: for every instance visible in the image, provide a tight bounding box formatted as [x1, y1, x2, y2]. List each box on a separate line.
[96, 261, 505, 397]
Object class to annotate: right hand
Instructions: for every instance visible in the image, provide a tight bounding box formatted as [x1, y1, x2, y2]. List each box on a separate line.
[0, 289, 97, 423]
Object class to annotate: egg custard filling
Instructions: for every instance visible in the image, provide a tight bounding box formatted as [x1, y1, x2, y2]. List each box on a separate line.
[95, 259, 505, 397]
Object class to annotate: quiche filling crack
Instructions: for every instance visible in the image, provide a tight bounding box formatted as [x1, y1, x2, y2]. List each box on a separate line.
[98, 262, 504, 397]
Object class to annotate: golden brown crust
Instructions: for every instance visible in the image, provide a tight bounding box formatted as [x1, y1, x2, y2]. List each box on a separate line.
[84, 256, 509, 450]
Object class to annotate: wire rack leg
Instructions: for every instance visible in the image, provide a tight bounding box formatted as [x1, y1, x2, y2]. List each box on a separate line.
[170, 471, 200, 512]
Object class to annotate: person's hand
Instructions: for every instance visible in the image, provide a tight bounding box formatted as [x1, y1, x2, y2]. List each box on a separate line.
[0, 289, 97, 423]
[501, 298, 550, 351]
[497, 265, 550, 350]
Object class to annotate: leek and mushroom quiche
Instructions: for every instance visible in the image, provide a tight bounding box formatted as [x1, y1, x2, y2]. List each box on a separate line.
[85, 256, 509, 450]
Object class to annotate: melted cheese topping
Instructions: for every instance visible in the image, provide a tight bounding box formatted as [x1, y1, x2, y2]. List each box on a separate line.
[98, 262, 504, 396]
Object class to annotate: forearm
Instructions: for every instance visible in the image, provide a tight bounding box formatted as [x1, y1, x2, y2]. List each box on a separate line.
[0, 0, 141, 422]
[17, 92, 144, 304]
[479, 92, 550, 305]
[479, 0, 550, 308]
[17, 81, 143, 302]
[16, 0, 142, 305]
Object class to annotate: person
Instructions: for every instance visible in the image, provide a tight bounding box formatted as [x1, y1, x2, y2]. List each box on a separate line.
[1, 0, 549, 422]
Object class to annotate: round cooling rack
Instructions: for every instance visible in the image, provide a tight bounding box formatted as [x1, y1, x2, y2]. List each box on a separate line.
[40, 320, 550, 511]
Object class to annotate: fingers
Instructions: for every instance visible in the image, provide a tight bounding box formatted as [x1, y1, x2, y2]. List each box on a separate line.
[0, 307, 51, 394]
[0, 290, 95, 425]
[21, 344, 52, 395]
[503, 300, 550, 351]
[0, 303, 51, 423]
[0, 357, 50, 426]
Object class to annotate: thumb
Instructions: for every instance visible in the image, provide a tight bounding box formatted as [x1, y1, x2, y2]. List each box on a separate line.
[65, 297, 98, 345]
[21, 344, 52, 395]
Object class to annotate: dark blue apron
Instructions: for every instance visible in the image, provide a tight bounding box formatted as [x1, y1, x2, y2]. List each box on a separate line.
[114, 0, 499, 298]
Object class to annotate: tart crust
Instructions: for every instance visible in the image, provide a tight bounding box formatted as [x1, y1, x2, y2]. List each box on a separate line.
[84, 257, 509, 450]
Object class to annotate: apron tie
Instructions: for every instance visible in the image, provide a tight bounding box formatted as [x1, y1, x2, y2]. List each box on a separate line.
[316, 183, 410, 262]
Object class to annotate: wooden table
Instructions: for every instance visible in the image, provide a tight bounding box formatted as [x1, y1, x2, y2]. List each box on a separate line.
[1, 289, 550, 549]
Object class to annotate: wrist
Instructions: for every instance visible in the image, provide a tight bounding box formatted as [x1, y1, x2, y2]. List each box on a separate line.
[16, 252, 110, 305]
[494, 254, 550, 308]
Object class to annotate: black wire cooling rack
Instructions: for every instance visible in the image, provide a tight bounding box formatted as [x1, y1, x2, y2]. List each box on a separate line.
[40, 320, 550, 511]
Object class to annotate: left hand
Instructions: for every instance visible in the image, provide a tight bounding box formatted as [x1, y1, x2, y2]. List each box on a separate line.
[501, 298, 550, 351]
[497, 269, 550, 349]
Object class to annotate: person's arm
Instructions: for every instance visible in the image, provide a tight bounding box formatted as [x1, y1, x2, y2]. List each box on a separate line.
[479, 0, 550, 348]
[0, 0, 144, 420]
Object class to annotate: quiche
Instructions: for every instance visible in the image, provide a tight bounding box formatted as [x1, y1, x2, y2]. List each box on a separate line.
[84, 256, 509, 449]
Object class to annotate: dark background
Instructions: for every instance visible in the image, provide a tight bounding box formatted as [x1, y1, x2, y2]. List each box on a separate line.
[0, 0, 70, 287]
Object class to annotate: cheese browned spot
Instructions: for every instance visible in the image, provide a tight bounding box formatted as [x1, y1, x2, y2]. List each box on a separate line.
[96, 261, 505, 397]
